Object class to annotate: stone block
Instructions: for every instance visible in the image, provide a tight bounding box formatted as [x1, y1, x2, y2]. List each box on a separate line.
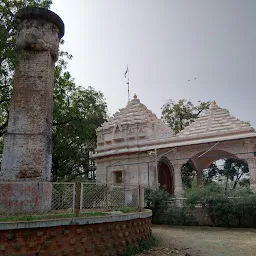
[0, 182, 52, 214]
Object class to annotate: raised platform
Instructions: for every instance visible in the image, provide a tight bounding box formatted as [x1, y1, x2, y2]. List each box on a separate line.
[0, 210, 152, 256]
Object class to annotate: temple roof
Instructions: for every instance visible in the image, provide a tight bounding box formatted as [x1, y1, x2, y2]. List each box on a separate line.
[97, 94, 174, 139]
[93, 100, 256, 158]
[175, 101, 255, 140]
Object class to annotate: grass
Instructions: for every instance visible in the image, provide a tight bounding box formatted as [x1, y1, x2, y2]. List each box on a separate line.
[117, 207, 138, 213]
[122, 236, 158, 256]
[79, 212, 108, 217]
[0, 206, 140, 222]
[0, 207, 141, 222]
[0, 211, 109, 222]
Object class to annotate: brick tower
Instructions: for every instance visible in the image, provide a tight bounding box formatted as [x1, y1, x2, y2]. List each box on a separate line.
[0, 7, 64, 213]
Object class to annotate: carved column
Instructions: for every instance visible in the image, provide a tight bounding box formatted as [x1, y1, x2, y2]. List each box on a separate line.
[0, 7, 64, 213]
[248, 157, 256, 192]
[244, 139, 256, 192]
[173, 161, 184, 197]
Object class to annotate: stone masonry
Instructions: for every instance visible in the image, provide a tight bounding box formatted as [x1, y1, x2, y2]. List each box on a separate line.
[0, 7, 64, 213]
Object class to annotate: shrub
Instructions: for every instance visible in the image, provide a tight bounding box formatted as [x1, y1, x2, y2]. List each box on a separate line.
[144, 187, 170, 223]
[185, 185, 256, 227]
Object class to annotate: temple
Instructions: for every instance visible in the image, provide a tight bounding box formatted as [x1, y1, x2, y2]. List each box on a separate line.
[93, 95, 256, 196]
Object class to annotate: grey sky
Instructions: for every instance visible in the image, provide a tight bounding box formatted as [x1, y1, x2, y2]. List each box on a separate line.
[51, 0, 256, 127]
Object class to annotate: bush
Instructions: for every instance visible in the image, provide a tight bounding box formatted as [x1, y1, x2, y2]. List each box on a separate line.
[144, 187, 170, 223]
[144, 187, 195, 225]
[163, 202, 196, 225]
[185, 185, 256, 227]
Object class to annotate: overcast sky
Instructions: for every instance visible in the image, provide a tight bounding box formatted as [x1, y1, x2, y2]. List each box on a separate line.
[51, 0, 256, 128]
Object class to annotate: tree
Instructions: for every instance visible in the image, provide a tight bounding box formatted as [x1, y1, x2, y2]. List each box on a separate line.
[181, 163, 196, 189]
[51, 68, 108, 181]
[202, 163, 220, 185]
[161, 99, 211, 134]
[220, 158, 249, 191]
[200, 159, 249, 191]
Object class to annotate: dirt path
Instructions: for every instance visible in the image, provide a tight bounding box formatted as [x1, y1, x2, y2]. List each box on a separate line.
[140, 225, 256, 256]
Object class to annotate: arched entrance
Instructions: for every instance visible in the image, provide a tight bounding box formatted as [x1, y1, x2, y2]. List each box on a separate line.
[158, 157, 174, 195]
[189, 149, 239, 184]
[182, 149, 250, 190]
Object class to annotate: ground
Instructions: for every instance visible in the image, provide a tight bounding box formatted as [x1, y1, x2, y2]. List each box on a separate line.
[139, 225, 256, 256]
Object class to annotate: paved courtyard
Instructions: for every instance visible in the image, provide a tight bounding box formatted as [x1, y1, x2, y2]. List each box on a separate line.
[140, 225, 256, 256]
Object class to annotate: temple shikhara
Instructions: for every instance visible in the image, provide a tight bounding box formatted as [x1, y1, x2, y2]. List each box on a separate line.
[93, 95, 256, 197]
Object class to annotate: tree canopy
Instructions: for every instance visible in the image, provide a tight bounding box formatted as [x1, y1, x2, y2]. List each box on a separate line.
[161, 99, 211, 134]
[52, 68, 107, 181]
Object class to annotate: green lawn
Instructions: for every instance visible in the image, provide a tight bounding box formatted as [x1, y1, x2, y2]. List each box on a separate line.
[0, 212, 109, 222]
[0, 207, 140, 222]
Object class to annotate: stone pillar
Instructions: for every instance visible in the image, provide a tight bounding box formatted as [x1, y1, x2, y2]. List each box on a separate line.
[248, 157, 256, 192]
[244, 139, 256, 192]
[0, 7, 64, 214]
[173, 161, 184, 197]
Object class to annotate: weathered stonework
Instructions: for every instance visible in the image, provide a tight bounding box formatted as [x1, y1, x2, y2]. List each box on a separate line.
[0, 7, 64, 213]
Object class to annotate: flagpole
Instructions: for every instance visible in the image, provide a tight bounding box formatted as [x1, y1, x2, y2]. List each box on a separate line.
[124, 65, 130, 103]
[127, 75, 130, 102]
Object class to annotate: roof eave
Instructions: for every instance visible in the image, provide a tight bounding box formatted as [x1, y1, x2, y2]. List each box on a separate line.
[92, 132, 256, 159]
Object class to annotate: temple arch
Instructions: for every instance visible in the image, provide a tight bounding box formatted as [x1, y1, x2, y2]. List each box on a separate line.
[158, 156, 174, 195]
[181, 149, 250, 190]
[189, 149, 238, 183]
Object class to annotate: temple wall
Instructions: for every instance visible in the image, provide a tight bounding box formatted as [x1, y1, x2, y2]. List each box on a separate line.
[96, 154, 155, 186]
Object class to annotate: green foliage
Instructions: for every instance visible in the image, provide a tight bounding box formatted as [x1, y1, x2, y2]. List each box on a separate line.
[160, 202, 196, 225]
[144, 187, 170, 223]
[52, 68, 107, 181]
[185, 185, 256, 227]
[181, 163, 196, 189]
[144, 187, 196, 225]
[0, 211, 108, 222]
[161, 99, 211, 134]
[147, 184, 256, 227]
[122, 236, 158, 256]
[182, 158, 250, 191]
[118, 207, 138, 213]
[145, 187, 169, 209]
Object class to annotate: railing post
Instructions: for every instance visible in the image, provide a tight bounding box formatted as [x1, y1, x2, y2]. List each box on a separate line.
[75, 182, 81, 217]
[138, 184, 142, 212]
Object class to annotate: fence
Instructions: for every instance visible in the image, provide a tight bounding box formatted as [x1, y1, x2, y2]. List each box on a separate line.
[80, 183, 144, 212]
[0, 182, 145, 219]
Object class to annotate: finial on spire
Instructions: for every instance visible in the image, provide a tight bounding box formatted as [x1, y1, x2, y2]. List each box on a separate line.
[133, 94, 137, 99]
[212, 100, 216, 106]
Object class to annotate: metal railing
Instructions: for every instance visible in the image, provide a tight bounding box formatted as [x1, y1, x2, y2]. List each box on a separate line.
[0, 182, 145, 220]
[80, 183, 144, 212]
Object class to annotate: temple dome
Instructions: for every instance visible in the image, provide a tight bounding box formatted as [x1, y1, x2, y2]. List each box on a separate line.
[99, 94, 167, 129]
[96, 94, 174, 152]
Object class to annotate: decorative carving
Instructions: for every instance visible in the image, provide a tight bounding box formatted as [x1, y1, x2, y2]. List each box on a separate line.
[15, 7, 64, 61]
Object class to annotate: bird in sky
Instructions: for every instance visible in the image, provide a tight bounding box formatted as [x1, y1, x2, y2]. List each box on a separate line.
[188, 77, 197, 82]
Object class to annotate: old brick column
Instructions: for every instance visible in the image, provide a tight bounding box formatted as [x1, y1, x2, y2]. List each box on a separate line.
[0, 7, 64, 213]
